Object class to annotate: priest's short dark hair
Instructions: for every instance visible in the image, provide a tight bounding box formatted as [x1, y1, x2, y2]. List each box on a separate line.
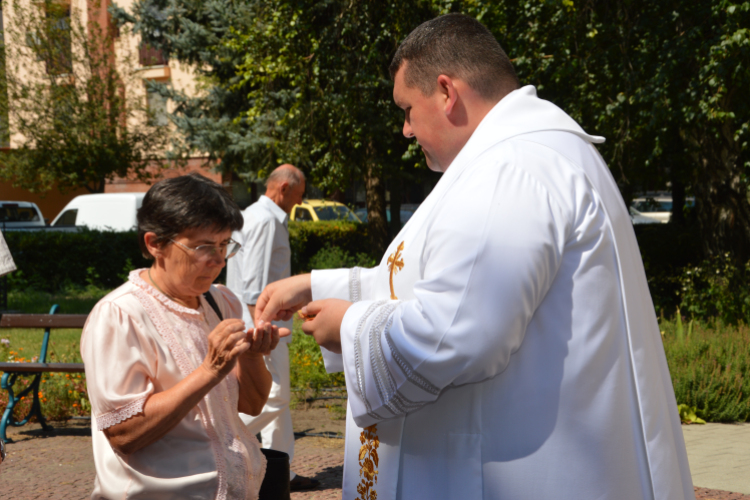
[389, 13, 520, 101]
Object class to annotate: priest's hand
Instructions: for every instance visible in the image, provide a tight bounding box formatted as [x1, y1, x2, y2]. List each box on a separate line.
[299, 299, 352, 354]
[255, 274, 313, 328]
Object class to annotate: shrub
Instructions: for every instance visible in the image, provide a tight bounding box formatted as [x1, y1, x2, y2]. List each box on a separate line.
[4, 229, 149, 291]
[3, 222, 378, 292]
[633, 223, 703, 316]
[679, 253, 750, 324]
[662, 316, 750, 422]
[308, 244, 377, 270]
[288, 220, 375, 274]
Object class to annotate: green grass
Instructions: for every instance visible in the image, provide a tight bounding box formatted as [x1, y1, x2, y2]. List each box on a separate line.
[1, 287, 100, 422]
[1, 329, 89, 421]
[288, 316, 346, 401]
[661, 316, 750, 422]
[7, 286, 109, 314]
[6, 288, 748, 424]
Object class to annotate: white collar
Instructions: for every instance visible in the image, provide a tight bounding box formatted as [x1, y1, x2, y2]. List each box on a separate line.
[444, 85, 604, 179]
[258, 195, 289, 224]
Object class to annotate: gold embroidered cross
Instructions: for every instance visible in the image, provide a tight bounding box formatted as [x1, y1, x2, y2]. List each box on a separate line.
[387, 241, 405, 300]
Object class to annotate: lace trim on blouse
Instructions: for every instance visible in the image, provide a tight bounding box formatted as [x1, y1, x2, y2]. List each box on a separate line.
[132, 282, 265, 500]
[129, 269, 201, 317]
[95, 394, 148, 432]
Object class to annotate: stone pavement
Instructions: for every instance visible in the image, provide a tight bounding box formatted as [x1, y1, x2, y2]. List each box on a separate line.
[0, 420, 345, 500]
[2, 419, 750, 499]
[684, 423, 750, 496]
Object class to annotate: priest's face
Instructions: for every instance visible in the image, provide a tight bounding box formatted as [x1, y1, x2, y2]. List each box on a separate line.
[393, 63, 451, 172]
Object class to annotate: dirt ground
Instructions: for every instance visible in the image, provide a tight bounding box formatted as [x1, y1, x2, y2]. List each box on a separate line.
[1, 400, 748, 500]
[1, 398, 345, 499]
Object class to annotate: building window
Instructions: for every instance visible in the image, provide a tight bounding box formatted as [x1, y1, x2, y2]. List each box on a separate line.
[43, 5, 72, 76]
[139, 42, 168, 67]
[146, 82, 169, 126]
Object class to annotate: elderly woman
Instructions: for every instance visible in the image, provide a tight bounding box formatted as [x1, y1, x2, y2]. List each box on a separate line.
[81, 173, 283, 499]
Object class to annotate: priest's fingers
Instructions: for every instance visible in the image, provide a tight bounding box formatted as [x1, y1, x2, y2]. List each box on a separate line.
[255, 274, 313, 328]
[278, 327, 292, 338]
[299, 299, 352, 354]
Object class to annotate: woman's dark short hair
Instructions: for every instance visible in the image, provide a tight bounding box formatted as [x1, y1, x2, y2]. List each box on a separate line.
[137, 173, 243, 259]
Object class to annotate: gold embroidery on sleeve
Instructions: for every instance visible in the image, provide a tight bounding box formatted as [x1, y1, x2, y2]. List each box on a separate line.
[387, 241, 405, 300]
[356, 424, 379, 500]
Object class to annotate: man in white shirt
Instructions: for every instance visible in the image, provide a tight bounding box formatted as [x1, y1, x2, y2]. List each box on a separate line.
[255, 14, 694, 500]
[227, 164, 319, 491]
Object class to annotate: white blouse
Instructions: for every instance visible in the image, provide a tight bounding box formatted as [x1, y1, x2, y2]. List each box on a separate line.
[80, 270, 266, 499]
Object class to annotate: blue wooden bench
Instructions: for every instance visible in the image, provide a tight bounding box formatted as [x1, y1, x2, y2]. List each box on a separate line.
[0, 305, 88, 442]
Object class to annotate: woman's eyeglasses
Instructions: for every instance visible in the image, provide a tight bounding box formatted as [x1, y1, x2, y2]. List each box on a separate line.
[170, 239, 241, 261]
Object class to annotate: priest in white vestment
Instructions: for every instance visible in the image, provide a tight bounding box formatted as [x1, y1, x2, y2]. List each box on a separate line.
[256, 13, 695, 500]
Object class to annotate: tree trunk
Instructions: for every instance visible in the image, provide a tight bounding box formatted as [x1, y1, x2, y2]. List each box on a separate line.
[365, 163, 388, 257]
[686, 124, 750, 262]
[670, 178, 685, 226]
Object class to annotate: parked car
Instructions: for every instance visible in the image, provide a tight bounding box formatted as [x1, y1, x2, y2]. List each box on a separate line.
[51, 193, 146, 231]
[630, 195, 695, 224]
[290, 199, 361, 222]
[0, 201, 46, 229]
[629, 206, 661, 225]
[354, 204, 419, 226]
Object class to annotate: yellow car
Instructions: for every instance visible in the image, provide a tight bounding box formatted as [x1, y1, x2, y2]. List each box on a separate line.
[290, 199, 361, 222]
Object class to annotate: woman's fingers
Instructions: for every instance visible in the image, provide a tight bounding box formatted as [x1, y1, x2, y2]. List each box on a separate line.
[204, 319, 252, 380]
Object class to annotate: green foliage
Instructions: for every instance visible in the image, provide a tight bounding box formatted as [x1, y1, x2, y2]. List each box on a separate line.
[109, 0, 263, 173]
[3, 229, 150, 291]
[679, 253, 750, 324]
[288, 221, 375, 274]
[8, 287, 109, 314]
[662, 316, 750, 422]
[288, 318, 345, 399]
[0, 0, 169, 193]
[678, 404, 706, 425]
[308, 245, 377, 272]
[634, 223, 704, 316]
[228, 0, 432, 188]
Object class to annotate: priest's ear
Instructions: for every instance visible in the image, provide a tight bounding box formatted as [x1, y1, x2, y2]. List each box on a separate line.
[437, 74, 468, 126]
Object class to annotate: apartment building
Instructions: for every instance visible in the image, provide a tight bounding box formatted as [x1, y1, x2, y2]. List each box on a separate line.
[0, 0, 230, 218]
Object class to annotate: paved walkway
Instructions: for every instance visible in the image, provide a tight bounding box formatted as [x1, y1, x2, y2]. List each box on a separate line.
[684, 423, 750, 495]
[2, 420, 750, 498]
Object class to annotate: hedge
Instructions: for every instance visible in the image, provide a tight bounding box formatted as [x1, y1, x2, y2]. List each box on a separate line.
[3, 221, 376, 292]
[4, 229, 150, 291]
[1, 221, 727, 321]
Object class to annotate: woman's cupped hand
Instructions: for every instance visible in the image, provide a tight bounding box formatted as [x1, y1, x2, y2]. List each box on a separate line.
[201, 319, 289, 381]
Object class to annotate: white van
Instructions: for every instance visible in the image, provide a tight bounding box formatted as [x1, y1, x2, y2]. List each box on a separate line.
[51, 193, 146, 231]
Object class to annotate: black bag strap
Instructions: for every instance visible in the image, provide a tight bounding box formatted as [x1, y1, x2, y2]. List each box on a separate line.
[203, 290, 223, 321]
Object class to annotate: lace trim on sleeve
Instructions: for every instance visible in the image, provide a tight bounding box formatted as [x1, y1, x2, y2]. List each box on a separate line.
[349, 267, 362, 302]
[95, 395, 148, 431]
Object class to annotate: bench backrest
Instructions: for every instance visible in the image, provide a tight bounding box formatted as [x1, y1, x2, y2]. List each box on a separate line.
[0, 308, 89, 364]
[0, 314, 89, 329]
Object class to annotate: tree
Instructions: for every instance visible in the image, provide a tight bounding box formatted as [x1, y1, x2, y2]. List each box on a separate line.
[0, 0, 169, 194]
[226, 0, 436, 254]
[443, 0, 750, 261]
[112, 0, 750, 260]
[109, 0, 266, 176]
[115, 0, 434, 254]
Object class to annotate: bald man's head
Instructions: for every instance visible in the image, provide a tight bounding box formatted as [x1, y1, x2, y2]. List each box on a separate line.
[265, 164, 306, 214]
[267, 164, 305, 190]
